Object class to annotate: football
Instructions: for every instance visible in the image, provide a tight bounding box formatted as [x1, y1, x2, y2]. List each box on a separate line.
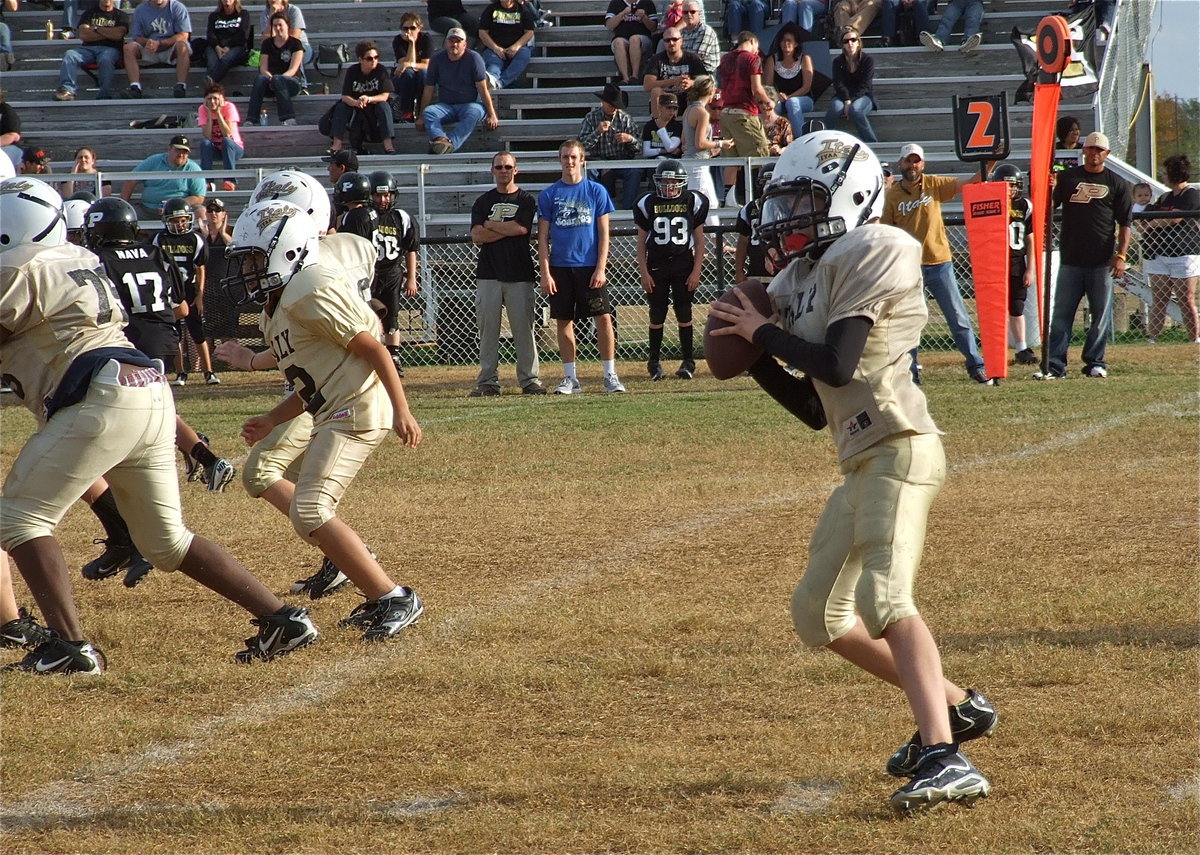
[703, 279, 774, 380]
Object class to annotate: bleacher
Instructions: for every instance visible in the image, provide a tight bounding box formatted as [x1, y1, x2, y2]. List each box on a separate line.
[3, 0, 1054, 235]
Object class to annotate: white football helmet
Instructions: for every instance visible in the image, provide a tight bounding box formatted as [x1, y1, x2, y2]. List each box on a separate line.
[758, 130, 884, 264]
[224, 200, 321, 304]
[0, 177, 68, 252]
[63, 197, 94, 245]
[250, 169, 331, 233]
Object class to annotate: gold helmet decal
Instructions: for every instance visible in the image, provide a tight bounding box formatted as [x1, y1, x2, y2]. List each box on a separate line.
[816, 138, 870, 166]
[254, 178, 300, 203]
[255, 203, 294, 234]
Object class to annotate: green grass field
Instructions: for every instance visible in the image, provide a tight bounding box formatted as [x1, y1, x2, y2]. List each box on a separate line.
[1, 344, 1197, 854]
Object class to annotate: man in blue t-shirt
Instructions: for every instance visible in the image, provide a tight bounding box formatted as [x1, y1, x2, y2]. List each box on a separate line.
[536, 139, 625, 395]
[122, 0, 192, 99]
[120, 134, 206, 223]
[417, 27, 499, 155]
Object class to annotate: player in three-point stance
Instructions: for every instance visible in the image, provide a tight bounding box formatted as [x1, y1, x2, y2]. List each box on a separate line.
[707, 130, 998, 815]
[633, 158, 709, 380]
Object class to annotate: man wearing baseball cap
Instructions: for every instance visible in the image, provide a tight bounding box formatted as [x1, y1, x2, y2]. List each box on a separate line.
[881, 141, 991, 383]
[121, 133, 206, 222]
[19, 147, 51, 175]
[417, 27, 499, 155]
[1039, 130, 1131, 379]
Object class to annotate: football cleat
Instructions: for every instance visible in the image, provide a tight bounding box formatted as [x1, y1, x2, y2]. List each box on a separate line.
[675, 360, 696, 380]
[204, 458, 236, 492]
[1014, 348, 1037, 365]
[3, 633, 106, 675]
[890, 746, 990, 815]
[122, 552, 154, 588]
[0, 607, 51, 649]
[339, 589, 424, 642]
[647, 360, 665, 381]
[184, 432, 211, 482]
[304, 557, 353, 600]
[887, 689, 998, 777]
[81, 538, 150, 582]
[234, 606, 319, 663]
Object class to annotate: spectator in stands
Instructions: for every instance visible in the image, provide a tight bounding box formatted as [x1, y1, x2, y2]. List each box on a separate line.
[779, 0, 828, 35]
[580, 81, 642, 210]
[655, 0, 684, 44]
[0, 1, 15, 73]
[327, 40, 395, 153]
[122, 0, 192, 100]
[920, 0, 984, 53]
[1068, 0, 1115, 41]
[427, 0, 479, 38]
[0, 89, 20, 168]
[881, 141, 989, 383]
[1041, 132, 1131, 378]
[62, 146, 113, 197]
[391, 12, 434, 123]
[764, 22, 815, 140]
[258, 0, 309, 54]
[120, 134, 206, 222]
[247, 13, 306, 127]
[724, 0, 767, 43]
[205, 0, 252, 85]
[824, 25, 877, 143]
[680, 74, 726, 222]
[642, 26, 705, 122]
[1053, 114, 1083, 172]
[469, 151, 545, 397]
[1142, 154, 1200, 344]
[716, 30, 772, 208]
[677, 2, 719, 76]
[54, 0, 129, 101]
[881, 0, 929, 47]
[197, 82, 243, 188]
[418, 28, 498, 155]
[642, 92, 684, 159]
[831, 0, 881, 40]
[19, 147, 51, 176]
[605, 0, 657, 86]
[478, 0, 535, 90]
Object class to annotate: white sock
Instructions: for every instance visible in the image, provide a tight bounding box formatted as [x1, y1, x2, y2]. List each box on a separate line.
[1013, 341, 1027, 351]
[380, 584, 406, 601]
[602, 359, 616, 375]
[563, 361, 577, 380]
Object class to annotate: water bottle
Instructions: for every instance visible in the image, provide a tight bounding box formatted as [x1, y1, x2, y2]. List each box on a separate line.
[45, 20, 55, 40]
[260, 109, 269, 127]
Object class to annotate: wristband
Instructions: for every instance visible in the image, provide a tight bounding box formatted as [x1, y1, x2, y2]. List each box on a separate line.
[1114, 253, 1126, 260]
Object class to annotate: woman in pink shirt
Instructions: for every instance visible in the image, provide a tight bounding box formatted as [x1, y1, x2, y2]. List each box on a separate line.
[197, 82, 244, 190]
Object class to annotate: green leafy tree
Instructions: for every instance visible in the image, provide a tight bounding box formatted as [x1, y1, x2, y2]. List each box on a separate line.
[1154, 96, 1200, 174]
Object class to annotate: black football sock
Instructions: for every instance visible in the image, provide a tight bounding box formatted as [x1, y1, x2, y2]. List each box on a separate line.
[679, 325, 694, 361]
[190, 441, 218, 468]
[648, 327, 664, 362]
[90, 488, 132, 546]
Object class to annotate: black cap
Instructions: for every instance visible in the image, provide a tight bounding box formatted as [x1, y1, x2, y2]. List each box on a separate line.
[322, 149, 360, 170]
[22, 146, 50, 164]
[169, 134, 191, 152]
[204, 197, 227, 211]
[594, 82, 628, 108]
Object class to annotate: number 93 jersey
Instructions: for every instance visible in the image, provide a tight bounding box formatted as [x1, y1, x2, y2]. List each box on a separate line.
[260, 262, 392, 432]
[0, 243, 133, 421]
[633, 189, 709, 276]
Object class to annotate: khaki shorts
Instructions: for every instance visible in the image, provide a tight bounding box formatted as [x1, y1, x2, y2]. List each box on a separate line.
[134, 45, 183, 66]
[289, 423, 388, 543]
[719, 109, 770, 159]
[243, 412, 314, 498]
[790, 432, 946, 646]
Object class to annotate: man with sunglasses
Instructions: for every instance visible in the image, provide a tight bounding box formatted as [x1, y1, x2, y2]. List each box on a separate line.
[329, 40, 397, 156]
[643, 26, 705, 122]
[676, 4, 719, 75]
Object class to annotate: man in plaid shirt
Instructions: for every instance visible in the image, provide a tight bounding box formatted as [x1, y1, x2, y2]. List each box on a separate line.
[579, 82, 642, 209]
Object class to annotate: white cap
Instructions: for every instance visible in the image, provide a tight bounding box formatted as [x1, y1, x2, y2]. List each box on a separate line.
[899, 143, 925, 161]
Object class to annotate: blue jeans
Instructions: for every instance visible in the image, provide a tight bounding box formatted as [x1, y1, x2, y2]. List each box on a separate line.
[247, 74, 303, 123]
[776, 95, 815, 139]
[0, 22, 12, 56]
[392, 68, 426, 115]
[423, 101, 486, 152]
[205, 46, 249, 83]
[200, 137, 244, 171]
[482, 44, 532, 89]
[58, 44, 121, 96]
[934, 0, 984, 42]
[922, 261, 984, 374]
[725, 0, 767, 38]
[881, 0, 930, 38]
[824, 96, 877, 143]
[1048, 263, 1112, 374]
[779, 0, 827, 33]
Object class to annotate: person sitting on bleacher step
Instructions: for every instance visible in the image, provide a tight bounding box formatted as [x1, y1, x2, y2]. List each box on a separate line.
[121, 0, 193, 100]
[417, 28, 499, 155]
[55, 0, 130, 102]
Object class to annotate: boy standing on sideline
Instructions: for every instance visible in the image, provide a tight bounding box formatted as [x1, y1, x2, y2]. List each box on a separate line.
[990, 163, 1038, 365]
[538, 139, 625, 395]
[154, 197, 219, 385]
[469, 151, 545, 396]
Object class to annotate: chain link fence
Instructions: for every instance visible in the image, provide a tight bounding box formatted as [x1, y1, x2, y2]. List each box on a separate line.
[197, 210, 1200, 371]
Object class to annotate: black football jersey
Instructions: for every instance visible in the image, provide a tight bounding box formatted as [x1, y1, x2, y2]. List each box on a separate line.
[337, 206, 379, 242]
[1007, 195, 1032, 259]
[372, 207, 419, 272]
[632, 189, 709, 274]
[736, 200, 769, 278]
[152, 230, 208, 297]
[97, 243, 185, 327]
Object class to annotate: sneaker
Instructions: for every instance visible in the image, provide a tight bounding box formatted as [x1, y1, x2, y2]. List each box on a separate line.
[173, 372, 187, 386]
[522, 382, 548, 395]
[339, 589, 424, 642]
[1014, 348, 1037, 365]
[971, 368, 992, 384]
[234, 606, 319, 663]
[675, 360, 696, 380]
[80, 538, 141, 581]
[959, 32, 982, 53]
[281, 117, 297, 126]
[647, 360, 665, 381]
[3, 633, 106, 675]
[468, 385, 501, 397]
[390, 351, 406, 377]
[54, 88, 75, 101]
[203, 457, 236, 492]
[603, 373, 627, 393]
[122, 85, 144, 99]
[1083, 365, 1108, 378]
[887, 689, 998, 777]
[919, 31, 944, 52]
[173, 82, 187, 98]
[0, 608, 51, 649]
[486, 72, 501, 90]
[204, 371, 220, 385]
[554, 376, 582, 395]
[890, 746, 990, 815]
[1032, 370, 1065, 380]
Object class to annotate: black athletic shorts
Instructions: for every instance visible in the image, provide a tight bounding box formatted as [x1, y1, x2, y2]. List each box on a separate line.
[371, 265, 406, 334]
[547, 265, 613, 321]
[1008, 256, 1029, 317]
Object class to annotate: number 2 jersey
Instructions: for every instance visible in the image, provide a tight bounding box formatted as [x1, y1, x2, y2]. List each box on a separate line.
[766, 224, 941, 462]
[95, 241, 185, 361]
[632, 189, 709, 277]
